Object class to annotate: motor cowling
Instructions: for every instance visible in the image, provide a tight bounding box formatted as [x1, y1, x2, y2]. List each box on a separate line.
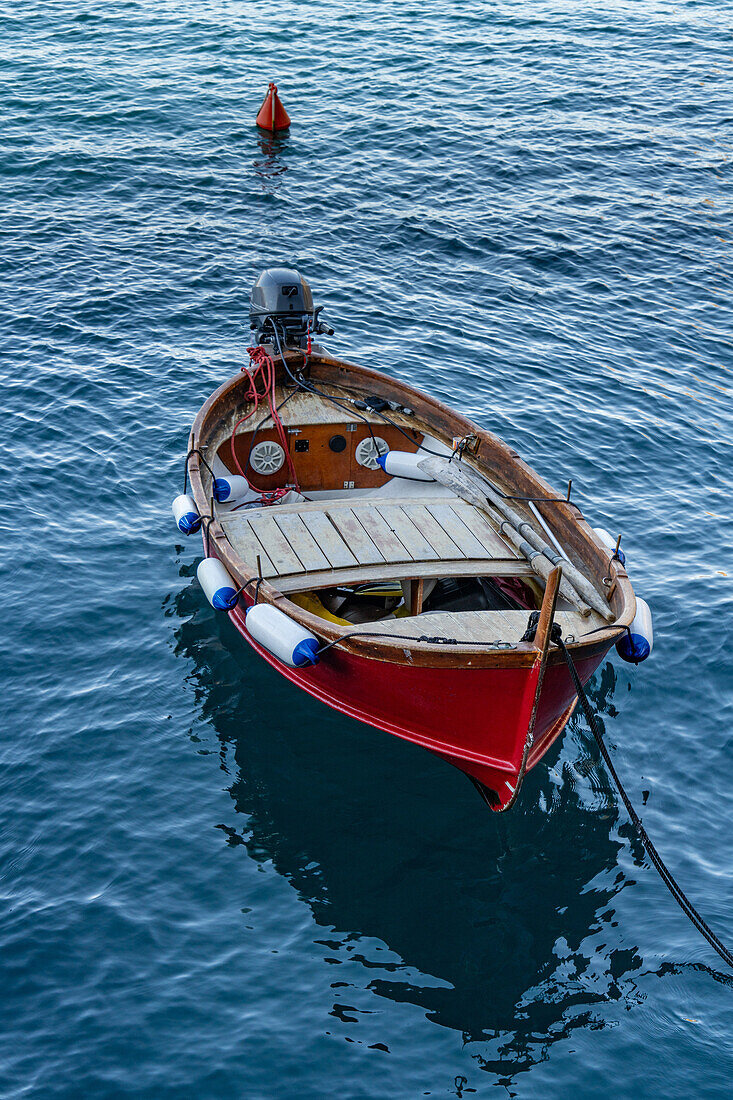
[249, 268, 333, 348]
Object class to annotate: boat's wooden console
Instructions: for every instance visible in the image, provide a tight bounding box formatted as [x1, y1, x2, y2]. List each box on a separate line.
[217, 390, 424, 493]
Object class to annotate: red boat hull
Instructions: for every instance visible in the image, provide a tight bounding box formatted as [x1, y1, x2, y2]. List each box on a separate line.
[228, 602, 607, 809]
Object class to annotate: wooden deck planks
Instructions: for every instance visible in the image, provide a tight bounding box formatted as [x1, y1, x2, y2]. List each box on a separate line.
[452, 504, 520, 559]
[326, 507, 385, 566]
[354, 609, 602, 645]
[246, 513, 305, 575]
[219, 515, 276, 576]
[425, 503, 488, 559]
[300, 511, 359, 569]
[400, 503, 465, 560]
[221, 493, 528, 584]
[375, 504, 440, 561]
[354, 507, 415, 563]
[273, 513, 331, 572]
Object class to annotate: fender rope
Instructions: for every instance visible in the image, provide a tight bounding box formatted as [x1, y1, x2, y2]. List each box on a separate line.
[183, 448, 216, 495]
[554, 633, 733, 971]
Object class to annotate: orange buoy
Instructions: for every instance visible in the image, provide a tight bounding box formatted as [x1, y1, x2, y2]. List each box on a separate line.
[255, 82, 291, 132]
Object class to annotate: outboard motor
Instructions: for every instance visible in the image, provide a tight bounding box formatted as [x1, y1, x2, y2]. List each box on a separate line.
[249, 268, 334, 349]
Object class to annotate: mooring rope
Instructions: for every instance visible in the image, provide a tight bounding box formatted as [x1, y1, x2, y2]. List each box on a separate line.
[554, 630, 733, 971]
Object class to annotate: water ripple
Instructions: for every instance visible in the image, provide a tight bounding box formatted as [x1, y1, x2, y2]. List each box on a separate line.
[1, 1, 732, 1097]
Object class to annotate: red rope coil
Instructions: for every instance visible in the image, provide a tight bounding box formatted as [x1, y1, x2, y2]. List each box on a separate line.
[228, 346, 301, 496]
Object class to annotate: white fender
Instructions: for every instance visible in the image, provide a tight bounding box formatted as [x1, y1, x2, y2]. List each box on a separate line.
[172, 494, 201, 535]
[245, 604, 320, 667]
[616, 597, 653, 664]
[213, 473, 259, 505]
[593, 526, 626, 566]
[376, 450, 436, 482]
[197, 558, 238, 611]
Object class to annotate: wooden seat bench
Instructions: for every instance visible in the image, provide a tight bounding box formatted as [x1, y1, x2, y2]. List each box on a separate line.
[218, 495, 533, 593]
[351, 608, 604, 644]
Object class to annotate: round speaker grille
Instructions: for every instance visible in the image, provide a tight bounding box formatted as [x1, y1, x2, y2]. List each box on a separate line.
[354, 436, 389, 470]
[250, 440, 286, 475]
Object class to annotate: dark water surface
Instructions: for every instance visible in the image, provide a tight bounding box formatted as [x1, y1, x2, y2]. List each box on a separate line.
[2, 1, 732, 1096]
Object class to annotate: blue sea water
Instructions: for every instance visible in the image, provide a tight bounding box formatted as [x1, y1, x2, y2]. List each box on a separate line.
[1, 1, 732, 1096]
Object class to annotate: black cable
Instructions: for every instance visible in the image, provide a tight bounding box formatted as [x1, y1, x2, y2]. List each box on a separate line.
[184, 448, 216, 495]
[323, 379, 454, 461]
[316, 631, 516, 655]
[266, 329, 576, 511]
[269, 320, 382, 450]
[328, 390, 576, 511]
[360, 402, 577, 508]
[554, 634, 733, 972]
[226, 575, 261, 604]
[268, 349, 579, 511]
[317, 630, 432, 654]
[321, 383, 566, 497]
[579, 624, 626, 638]
[200, 514, 215, 557]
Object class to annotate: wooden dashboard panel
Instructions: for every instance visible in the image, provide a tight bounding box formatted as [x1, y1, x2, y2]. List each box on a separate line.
[219, 421, 423, 492]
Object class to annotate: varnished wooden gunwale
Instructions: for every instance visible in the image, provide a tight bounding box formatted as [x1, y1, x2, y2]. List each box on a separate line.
[189, 349, 635, 668]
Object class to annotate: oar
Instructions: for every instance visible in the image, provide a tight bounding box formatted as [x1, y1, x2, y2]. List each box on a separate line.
[418, 456, 590, 615]
[419, 456, 615, 622]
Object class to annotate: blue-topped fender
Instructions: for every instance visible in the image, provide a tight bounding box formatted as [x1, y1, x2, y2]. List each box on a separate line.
[376, 450, 436, 482]
[213, 473, 256, 504]
[172, 493, 201, 535]
[245, 603, 320, 668]
[616, 597, 653, 664]
[197, 557, 239, 611]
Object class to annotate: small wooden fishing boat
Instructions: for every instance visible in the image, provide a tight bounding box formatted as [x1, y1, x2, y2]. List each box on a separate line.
[176, 269, 650, 811]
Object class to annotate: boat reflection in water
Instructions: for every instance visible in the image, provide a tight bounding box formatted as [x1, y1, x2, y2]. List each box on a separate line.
[171, 577, 646, 1082]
